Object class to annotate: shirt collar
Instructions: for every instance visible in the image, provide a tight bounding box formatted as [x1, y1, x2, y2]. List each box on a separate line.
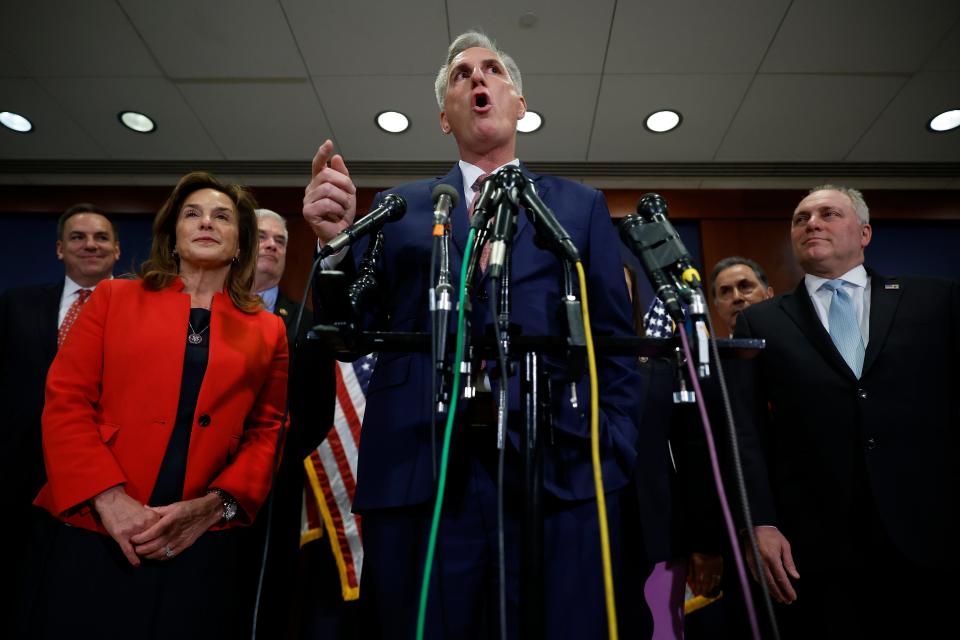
[804, 264, 868, 297]
[458, 158, 520, 199]
[258, 285, 279, 313]
[63, 274, 109, 297]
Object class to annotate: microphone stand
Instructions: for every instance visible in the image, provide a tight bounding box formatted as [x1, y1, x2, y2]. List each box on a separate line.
[432, 205, 454, 416]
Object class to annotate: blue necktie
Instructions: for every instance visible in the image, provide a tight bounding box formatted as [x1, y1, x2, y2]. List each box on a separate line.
[822, 279, 865, 378]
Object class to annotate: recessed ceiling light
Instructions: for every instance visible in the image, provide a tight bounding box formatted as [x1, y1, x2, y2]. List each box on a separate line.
[0, 111, 33, 133]
[517, 111, 543, 133]
[119, 111, 156, 133]
[645, 109, 682, 133]
[376, 111, 409, 133]
[928, 109, 960, 132]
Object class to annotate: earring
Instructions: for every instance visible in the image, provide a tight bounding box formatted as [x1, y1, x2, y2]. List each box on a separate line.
[171, 248, 178, 258]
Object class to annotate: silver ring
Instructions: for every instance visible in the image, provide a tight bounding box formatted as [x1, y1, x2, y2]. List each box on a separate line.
[162, 545, 175, 559]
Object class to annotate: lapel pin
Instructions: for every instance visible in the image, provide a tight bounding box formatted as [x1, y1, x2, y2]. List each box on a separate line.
[884, 283, 900, 290]
[278, 307, 289, 317]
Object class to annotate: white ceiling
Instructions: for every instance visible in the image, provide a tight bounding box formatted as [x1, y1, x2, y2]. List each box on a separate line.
[1, 0, 958, 188]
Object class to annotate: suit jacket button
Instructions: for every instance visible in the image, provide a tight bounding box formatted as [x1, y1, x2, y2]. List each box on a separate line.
[198, 414, 211, 427]
[865, 436, 877, 450]
[857, 388, 868, 399]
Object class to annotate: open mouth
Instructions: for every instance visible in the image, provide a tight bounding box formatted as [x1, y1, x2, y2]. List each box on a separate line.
[473, 92, 491, 112]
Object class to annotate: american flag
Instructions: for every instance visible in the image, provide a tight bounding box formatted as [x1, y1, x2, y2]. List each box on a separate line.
[643, 296, 675, 338]
[301, 353, 376, 601]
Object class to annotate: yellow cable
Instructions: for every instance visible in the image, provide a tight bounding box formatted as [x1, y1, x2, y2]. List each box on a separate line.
[575, 260, 618, 639]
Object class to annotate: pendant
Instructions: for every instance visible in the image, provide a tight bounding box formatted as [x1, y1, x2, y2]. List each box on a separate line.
[188, 332, 203, 345]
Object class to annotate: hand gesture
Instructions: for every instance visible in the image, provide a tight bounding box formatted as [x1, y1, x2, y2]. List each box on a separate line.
[130, 493, 223, 562]
[303, 139, 357, 244]
[91, 485, 161, 567]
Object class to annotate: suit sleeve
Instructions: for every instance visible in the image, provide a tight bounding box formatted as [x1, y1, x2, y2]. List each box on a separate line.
[546, 189, 642, 498]
[731, 310, 778, 528]
[210, 314, 289, 524]
[42, 282, 128, 515]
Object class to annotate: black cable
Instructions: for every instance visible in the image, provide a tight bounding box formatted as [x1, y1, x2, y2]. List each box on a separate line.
[703, 311, 781, 640]
[251, 248, 325, 639]
[430, 235, 439, 478]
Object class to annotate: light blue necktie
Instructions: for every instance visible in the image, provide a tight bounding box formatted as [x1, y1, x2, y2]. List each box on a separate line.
[822, 279, 865, 378]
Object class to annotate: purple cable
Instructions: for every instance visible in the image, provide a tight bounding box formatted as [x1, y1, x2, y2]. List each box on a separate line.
[677, 324, 762, 640]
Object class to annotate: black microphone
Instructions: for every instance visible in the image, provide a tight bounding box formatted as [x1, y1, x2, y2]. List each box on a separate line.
[319, 193, 406, 259]
[470, 175, 501, 231]
[619, 194, 692, 323]
[517, 179, 580, 263]
[486, 166, 523, 279]
[431, 184, 459, 224]
[633, 193, 702, 289]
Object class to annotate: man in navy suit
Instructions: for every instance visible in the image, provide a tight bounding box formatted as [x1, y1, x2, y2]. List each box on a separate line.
[734, 186, 957, 638]
[303, 31, 642, 639]
[1, 203, 119, 635]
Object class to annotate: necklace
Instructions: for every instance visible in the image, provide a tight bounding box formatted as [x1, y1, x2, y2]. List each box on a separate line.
[187, 320, 209, 345]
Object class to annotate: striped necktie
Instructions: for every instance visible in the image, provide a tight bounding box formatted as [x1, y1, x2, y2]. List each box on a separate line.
[58, 288, 92, 348]
[821, 279, 865, 378]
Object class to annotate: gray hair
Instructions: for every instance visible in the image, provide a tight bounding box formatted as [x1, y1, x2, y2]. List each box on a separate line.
[710, 256, 770, 299]
[254, 208, 288, 240]
[808, 184, 870, 225]
[434, 31, 522, 109]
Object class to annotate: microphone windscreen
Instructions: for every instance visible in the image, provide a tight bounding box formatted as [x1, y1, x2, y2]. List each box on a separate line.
[431, 183, 460, 208]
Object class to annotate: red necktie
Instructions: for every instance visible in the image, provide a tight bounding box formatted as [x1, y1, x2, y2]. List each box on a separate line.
[58, 288, 92, 348]
[468, 173, 492, 271]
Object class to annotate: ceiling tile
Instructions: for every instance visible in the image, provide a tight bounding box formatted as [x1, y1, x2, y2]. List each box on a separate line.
[923, 21, 960, 71]
[761, 0, 960, 73]
[847, 72, 960, 161]
[0, 0, 160, 77]
[715, 74, 906, 161]
[448, 0, 615, 74]
[590, 74, 753, 161]
[119, 0, 307, 78]
[40, 78, 221, 159]
[516, 75, 600, 161]
[282, 0, 450, 75]
[178, 81, 332, 160]
[312, 75, 449, 162]
[607, 0, 790, 73]
[0, 79, 106, 159]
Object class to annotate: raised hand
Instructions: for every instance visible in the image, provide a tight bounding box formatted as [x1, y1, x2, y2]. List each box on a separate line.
[303, 139, 358, 245]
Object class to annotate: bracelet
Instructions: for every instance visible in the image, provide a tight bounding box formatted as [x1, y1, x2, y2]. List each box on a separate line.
[206, 487, 238, 523]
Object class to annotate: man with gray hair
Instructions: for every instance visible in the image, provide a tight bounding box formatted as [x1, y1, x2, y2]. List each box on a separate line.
[710, 256, 774, 336]
[303, 31, 642, 638]
[734, 185, 957, 638]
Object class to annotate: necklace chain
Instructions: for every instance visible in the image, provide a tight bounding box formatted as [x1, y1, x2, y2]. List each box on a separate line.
[187, 320, 209, 345]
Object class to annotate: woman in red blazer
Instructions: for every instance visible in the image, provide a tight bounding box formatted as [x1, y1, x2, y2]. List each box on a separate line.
[29, 172, 288, 638]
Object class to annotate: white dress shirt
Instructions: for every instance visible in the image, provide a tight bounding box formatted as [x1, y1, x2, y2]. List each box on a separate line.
[803, 264, 871, 345]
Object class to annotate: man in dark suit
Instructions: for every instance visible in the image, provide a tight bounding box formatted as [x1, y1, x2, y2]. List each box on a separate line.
[1, 203, 119, 634]
[734, 185, 957, 638]
[302, 31, 642, 638]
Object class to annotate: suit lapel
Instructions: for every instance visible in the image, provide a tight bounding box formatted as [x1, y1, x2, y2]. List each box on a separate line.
[44, 281, 64, 359]
[780, 280, 857, 380]
[439, 165, 470, 258]
[862, 269, 900, 376]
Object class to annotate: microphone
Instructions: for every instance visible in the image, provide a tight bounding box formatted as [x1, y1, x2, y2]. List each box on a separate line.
[470, 175, 501, 231]
[319, 193, 406, 259]
[486, 166, 523, 279]
[431, 184, 459, 225]
[517, 179, 580, 263]
[634, 193, 702, 289]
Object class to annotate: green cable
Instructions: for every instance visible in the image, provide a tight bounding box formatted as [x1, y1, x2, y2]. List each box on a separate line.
[415, 228, 475, 639]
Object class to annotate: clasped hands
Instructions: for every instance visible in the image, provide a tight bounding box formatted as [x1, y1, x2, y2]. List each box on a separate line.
[91, 485, 223, 567]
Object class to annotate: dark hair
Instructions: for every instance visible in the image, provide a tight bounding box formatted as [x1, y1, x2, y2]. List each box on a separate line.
[57, 203, 118, 242]
[709, 256, 770, 299]
[139, 172, 262, 314]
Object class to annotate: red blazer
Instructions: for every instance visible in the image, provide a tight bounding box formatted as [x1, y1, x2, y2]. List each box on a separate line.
[35, 279, 289, 533]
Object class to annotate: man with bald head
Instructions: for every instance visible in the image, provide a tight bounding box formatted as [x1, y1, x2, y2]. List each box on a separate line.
[1, 203, 119, 634]
[734, 186, 957, 638]
[303, 31, 641, 639]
